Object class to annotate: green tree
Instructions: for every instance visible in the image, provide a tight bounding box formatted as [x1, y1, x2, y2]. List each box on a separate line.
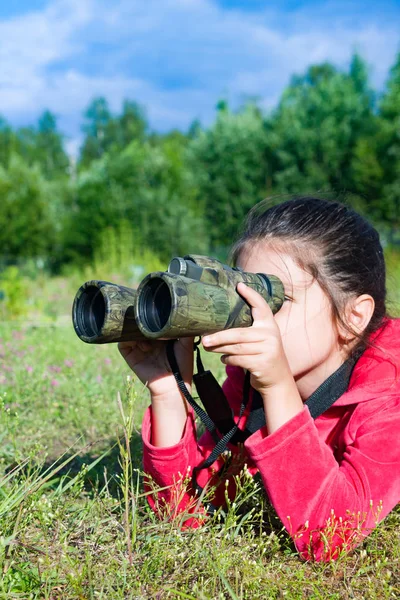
[378, 52, 400, 226]
[13, 126, 37, 167]
[380, 52, 400, 123]
[187, 102, 270, 250]
[347, 54, 384, 207]
[36, 111, 70, 178]
[80, 97, 112, 167]
[0, 155, 56, 261]
[79, 98, 148, 168]
[65, 136, 207, 264]
[116, 100, 147, 149]
[266, 56, 376, 201]
[0, 117, 14, 168]
[5, 112, 70, 180]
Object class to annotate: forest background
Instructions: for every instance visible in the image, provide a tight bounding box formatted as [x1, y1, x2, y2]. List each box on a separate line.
[1, 51, 400, 298]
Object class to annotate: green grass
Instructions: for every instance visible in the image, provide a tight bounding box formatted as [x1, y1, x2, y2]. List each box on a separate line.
[0, 271, 399, 599]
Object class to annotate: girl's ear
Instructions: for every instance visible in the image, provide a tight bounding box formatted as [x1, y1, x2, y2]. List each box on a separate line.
[340, 294, 375, 341]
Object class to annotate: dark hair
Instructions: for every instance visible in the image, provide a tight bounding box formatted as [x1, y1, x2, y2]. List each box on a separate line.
[231, 196, 387, 354]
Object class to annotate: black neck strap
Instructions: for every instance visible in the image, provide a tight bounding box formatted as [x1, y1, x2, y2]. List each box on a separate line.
[305, 349, 362, 418]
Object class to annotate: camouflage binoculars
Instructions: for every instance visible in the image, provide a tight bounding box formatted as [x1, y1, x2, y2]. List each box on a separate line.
[72, 255, 285, 344]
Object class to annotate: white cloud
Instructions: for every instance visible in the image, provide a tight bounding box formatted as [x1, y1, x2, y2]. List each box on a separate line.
[0, 0, 94, 117]
[0, 0, 398, 155]
[0, 0, 91, 80]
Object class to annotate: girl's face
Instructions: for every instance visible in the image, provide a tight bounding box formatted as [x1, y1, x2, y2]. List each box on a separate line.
[237, 242, 346, 398]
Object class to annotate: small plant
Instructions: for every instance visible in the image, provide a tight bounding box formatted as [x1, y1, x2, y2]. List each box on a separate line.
[0, 266, 29, 319]
[385, 246, 400, 314]
[91, 220, 164, 284]
[116, 378, 141, 565]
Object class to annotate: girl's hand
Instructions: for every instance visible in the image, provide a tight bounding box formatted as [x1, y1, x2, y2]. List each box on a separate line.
[118, 337, 194, 401]
[202, 282, 293, 396]
[202, 282, 303, 434]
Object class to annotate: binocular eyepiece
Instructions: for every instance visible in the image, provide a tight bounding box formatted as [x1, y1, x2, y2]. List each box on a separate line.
[72, 255, 285, 344]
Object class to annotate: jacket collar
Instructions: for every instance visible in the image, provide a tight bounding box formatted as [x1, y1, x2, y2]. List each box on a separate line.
[335, 318, 400, 406]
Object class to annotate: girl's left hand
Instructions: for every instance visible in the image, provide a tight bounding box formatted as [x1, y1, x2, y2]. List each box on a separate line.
[202, 282, 293, 397]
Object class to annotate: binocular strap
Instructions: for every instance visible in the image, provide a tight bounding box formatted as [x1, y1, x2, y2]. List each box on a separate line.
[165, 339, 363, 516]
[166, 339, 252, 512]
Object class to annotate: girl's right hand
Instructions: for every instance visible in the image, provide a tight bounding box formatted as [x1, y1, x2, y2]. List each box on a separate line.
[118, 337, 194, 401]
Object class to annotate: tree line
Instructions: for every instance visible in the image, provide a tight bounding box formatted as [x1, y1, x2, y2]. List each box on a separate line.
[0, 52, 399, 272]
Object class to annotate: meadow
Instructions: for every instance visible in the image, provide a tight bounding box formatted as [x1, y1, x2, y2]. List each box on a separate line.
[0, 261, 399, 599]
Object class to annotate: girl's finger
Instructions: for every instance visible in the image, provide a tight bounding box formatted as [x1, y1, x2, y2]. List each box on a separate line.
[220, 353, 263, 369]
[118, 341, 134, 350]
[178, 337, 196, 351]
[137, 340, 153, 352]
[236, 282, 274, 324]
[202, 327, 268, 348]
[206, 342, 265, 356]
[118, 341, 135, 358]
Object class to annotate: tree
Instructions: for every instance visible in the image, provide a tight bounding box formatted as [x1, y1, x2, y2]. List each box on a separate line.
[4, 112, 70, 180]
[116, 100, 147, 148]
[79, 98, 148, 168]
[36, 110, 70, 178]
[347, 54, 383, 206]
[378, 52, 400, 226]
[0, 155, 56, 261]
[65, 136, 208, 264]
[380, 52, 400, 123]
[0, 117, 14, 168]
[80, 97, 112, 167]
[187, 102, 270, 251]
[265, 56, 377, 201]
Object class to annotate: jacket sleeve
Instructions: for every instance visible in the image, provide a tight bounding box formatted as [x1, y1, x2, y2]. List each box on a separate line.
[244, 397, 400, 561]
[141, 366, 251, 526]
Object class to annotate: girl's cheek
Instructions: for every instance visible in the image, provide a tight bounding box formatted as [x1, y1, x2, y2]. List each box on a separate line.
[275, 306, 301, 338]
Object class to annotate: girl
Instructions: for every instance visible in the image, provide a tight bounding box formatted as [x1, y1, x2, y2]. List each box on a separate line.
[119, 197, 400, 561]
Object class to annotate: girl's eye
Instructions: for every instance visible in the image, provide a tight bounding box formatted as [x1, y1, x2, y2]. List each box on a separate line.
[284, 295, 293, 302]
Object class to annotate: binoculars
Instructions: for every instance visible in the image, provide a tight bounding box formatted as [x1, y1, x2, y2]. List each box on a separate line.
[72, 255, 285, 344]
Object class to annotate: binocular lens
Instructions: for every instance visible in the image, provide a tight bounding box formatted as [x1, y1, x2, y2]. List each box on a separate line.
[74, 286, 106, 337]
[138, 278, 172, 333]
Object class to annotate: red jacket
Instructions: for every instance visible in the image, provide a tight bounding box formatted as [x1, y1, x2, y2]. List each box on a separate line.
[141, 318, 400, 561]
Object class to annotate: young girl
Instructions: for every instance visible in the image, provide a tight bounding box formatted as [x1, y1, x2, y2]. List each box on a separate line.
[119, 197, 400, 561]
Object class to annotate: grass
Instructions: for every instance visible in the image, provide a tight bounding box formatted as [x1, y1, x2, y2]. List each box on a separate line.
[0, 270, 399, 599]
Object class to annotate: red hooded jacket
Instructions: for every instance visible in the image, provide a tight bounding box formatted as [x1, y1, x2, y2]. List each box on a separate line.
[141, 318, 400, 561]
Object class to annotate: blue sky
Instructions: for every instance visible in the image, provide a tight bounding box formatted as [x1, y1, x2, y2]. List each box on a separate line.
[1, 0, 399, 155]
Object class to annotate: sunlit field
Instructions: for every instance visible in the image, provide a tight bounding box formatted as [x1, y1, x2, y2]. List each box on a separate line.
[0, 260, 399, 599]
